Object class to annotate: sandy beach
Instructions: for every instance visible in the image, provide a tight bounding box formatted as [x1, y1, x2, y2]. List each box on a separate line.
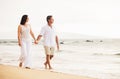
[0, 39, 120, 79]
[0, 65, 95, 79]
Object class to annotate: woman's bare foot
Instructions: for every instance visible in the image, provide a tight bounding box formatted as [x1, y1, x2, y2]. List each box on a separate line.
[44, 63, 47, 69]
[19, 62, 22, 67]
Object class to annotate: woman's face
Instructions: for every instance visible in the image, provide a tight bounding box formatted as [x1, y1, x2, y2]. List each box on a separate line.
[26, 17, 29, 22]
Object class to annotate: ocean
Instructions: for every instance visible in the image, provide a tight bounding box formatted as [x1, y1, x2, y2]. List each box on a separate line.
[0, 39, 120, 79]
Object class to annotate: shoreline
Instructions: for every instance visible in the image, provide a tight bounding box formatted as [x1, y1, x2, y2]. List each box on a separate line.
[0, 64, 96, 79]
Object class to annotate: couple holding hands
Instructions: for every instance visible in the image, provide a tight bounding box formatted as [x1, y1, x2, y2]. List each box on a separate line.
[18, 15, 59, 69]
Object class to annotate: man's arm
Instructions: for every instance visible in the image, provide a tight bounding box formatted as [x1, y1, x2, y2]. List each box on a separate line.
[56, 35, 59, 50]
[35, 35, 42, 44]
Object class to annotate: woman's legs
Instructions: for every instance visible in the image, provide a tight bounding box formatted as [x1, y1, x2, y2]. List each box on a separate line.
[19, 40, 32, 69]
[19, 41, 26, 67]
[19, 62, 22, 67]
[24, 41, 32, 68]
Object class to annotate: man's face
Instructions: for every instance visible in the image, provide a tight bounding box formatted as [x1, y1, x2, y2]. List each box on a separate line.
[49, 17, 54, 24]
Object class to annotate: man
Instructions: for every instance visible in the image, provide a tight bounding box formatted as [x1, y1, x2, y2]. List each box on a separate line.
[36, 15, 59, 69]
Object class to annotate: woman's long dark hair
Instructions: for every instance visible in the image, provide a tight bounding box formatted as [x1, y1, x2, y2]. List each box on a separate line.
[20, 15, 28, 25]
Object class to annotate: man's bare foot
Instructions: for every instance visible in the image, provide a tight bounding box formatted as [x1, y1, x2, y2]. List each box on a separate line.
[44, 63, 47, 69]
[19, 62, 22, 67]
[49, 67, 52, 70]
[25, 67, 31, 69]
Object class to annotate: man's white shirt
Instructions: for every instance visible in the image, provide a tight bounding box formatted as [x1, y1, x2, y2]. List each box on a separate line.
[40, 24, 56, 47]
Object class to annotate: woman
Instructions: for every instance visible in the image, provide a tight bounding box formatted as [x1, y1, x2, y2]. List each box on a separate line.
[18, 15, 35, 69]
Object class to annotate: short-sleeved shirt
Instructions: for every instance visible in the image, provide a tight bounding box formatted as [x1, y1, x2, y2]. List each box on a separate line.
[40, 24, 56, 47]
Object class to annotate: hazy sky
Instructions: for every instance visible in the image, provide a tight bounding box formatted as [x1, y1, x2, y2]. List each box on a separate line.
[0, 0, 120, 39]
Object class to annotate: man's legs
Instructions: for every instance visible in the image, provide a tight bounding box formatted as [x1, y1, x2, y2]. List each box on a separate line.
[50, 55, 54, 60]
[44, 55, 53, 69]
[44, 46, 54, 69]
[50, 47, 54, 60]
[47, 55, 52, 69]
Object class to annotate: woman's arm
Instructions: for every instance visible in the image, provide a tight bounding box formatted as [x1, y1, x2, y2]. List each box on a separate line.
[35, 35, 42, 44]
[30, 26, 36, 41]
[18, 25, 21, 46]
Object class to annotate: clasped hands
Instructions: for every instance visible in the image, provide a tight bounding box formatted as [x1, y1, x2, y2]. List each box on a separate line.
[34, 40, 39, 44]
